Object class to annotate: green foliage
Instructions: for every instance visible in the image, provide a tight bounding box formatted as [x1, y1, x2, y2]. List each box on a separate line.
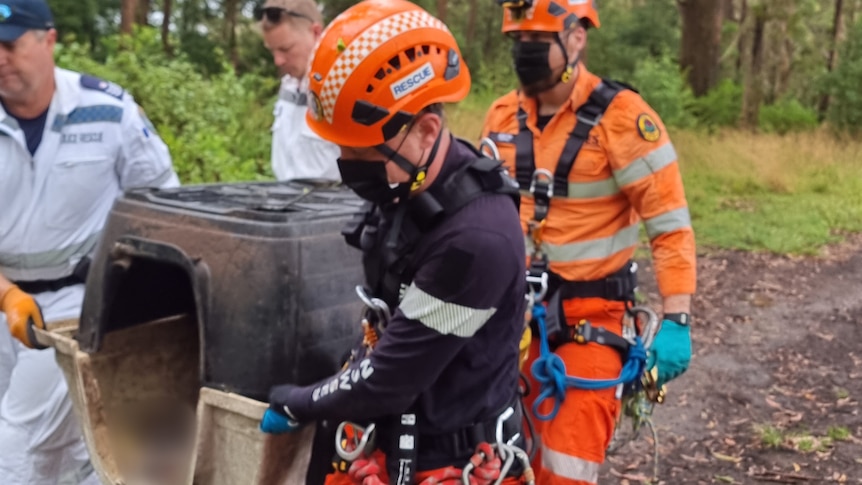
[758, 99, 819, 134]
[55, 29, 278, 184]
[587, 0, 680, 80]
[630, 55, 695, 128]
[825, 20, 862, 133]
[688, 80, 743, 130]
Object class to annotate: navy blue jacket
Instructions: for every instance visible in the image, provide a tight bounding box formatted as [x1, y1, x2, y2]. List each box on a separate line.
[271, 138, 526, 446]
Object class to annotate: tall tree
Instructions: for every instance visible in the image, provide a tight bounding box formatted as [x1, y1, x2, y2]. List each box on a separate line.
[223, 0, 240, 68]
[678, 0, 724, 96]
[121, 0, 138, 35]
[819, 0, 845, 117]
[739, 0, 768, 129]
[162, 0, 173, 54]
[436, 0, 447, 23]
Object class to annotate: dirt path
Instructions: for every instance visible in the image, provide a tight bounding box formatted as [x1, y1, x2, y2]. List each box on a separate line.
[600, 237, 862, 484]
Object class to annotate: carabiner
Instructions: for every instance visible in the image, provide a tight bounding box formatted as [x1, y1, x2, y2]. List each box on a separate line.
[625, 306, 659, 350]
[335, 421, 377, 462]
[479, 137, 502, 160]
[355, 286, 391, 330]
[525, 270, 549, 303]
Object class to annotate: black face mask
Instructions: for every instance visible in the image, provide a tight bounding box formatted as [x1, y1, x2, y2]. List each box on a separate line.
[337, 129, 443, 206]
[512, 40, 556, 96]
[336, 159, 401, 205]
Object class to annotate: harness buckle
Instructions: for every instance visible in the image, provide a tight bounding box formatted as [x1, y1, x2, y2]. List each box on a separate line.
[528, 169, 554, 199]
[334, 421, 377, 463]
[576, 111, 602, 127]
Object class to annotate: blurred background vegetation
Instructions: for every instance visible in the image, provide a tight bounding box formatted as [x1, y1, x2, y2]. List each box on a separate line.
[51, 0, 862, 254]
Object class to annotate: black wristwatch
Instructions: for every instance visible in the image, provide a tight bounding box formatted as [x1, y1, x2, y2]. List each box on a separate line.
[663, 312, 691, 326]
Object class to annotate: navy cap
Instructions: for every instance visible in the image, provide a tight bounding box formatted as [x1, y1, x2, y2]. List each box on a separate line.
[0, 0, 55, 43]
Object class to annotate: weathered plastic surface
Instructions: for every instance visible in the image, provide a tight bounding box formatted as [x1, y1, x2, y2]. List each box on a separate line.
[77, 181, 366, 400]
[38, 181, 368, 484]
[36, 318, 315, 485]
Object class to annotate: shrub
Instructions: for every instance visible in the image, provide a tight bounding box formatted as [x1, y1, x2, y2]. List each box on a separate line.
[55, 29, 278, 184]
[759, 99, 819, 134]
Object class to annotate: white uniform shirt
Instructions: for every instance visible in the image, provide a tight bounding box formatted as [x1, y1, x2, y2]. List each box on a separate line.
[0, 67, 179, 283]
[271, 75, 341, 182]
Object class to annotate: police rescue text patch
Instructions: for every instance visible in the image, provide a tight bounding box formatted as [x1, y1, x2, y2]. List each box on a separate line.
[390, 62, 435, 100]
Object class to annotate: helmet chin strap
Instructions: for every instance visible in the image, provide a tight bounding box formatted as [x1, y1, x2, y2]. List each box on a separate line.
[555, 31, 580, 84]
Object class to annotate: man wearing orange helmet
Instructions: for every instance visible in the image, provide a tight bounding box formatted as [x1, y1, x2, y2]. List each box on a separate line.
[259, 1, 531, 484]
[481, 0, 697, 484]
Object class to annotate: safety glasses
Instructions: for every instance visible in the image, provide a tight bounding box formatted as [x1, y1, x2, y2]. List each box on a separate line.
[253, 6, 313, 24]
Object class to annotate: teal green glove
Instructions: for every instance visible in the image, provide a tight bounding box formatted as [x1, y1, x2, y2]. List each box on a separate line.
[647, 319, 692, 388]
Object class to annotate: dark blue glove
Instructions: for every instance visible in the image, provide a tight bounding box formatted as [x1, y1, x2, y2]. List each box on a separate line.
[260, 406, 302, 434]
[647, 319, 692, 388]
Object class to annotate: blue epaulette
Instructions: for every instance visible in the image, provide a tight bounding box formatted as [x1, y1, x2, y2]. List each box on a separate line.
[80, 75, 125, 100]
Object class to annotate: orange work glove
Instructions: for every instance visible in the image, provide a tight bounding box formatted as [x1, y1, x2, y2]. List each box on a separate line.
[0, 286, 46, 349]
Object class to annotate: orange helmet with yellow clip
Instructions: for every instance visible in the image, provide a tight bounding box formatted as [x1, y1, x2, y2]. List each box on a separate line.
[305, 0, 470, 147]
[500, 0, 600, 33]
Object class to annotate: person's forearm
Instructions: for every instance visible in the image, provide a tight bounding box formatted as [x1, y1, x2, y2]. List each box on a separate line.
[662, 294, 691, 314]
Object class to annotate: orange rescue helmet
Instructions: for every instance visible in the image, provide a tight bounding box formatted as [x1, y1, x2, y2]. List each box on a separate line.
[500, 0, 600, 33]
[305, 0, 470, 147]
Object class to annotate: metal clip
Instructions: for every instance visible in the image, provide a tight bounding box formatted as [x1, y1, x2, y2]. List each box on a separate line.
[624, 306, 659, 350]
[478, 137, 501, 160]
[335, 421, 377, 462]
[355, 286, 391, 330]
[528, 169, 554, 199]
[525, 270, 548, 303]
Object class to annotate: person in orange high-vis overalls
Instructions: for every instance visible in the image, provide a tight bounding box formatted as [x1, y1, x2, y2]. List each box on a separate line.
[481, 1, 697, 484]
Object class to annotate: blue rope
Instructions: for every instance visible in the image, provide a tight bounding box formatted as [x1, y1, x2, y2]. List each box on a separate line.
[530, 302, 648, 421]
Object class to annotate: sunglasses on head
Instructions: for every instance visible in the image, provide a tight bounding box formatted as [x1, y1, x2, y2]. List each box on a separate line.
[254, 6, 314, 24]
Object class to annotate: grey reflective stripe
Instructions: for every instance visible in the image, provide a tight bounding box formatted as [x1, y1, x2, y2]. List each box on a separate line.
[526, 223, 640, 263]
[520, 178, 620, 200]
[567, 177, 620, 199]
[280, 90, 308, 106]
[399, 283, 497, 338]
[1, 115, 20, 131]
[644, 206, 692, 239]
[52, 105, 124, 132]
[613, 142, 677, 187]
[0, 232, 100, 273]
[148, 168, 176, 187]
[542, 445, 599, 484]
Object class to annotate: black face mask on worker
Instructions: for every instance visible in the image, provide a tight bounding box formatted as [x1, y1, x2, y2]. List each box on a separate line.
[511, 40, 556, 96]
[337, 130, 442, 206]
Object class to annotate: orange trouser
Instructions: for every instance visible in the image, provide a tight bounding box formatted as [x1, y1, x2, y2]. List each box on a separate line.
[523, 297, 626, 485]
[324, 450, 525, 485]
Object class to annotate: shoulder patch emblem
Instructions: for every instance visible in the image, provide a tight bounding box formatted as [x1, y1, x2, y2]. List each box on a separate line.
[636, 113, 661, 142]
[80, 75, 125, 100]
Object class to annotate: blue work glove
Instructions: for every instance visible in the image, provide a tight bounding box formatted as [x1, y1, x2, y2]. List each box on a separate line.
[260, 406, 302, 434]
[647, 318, 692, 388]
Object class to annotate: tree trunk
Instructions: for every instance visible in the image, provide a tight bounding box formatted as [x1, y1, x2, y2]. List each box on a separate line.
[436, 0, 447, 23]
[465, 0, 478, 46]
[679, 0, 724, 96]
[135, 0, 150, 25]
[162, 0, 173, 54]
[736, 0, 748, 77]
[819, 0, 845, 118]
[224, 0, 239, 69]
[740, 2, 767, 130]
[120, 0, 138, 35]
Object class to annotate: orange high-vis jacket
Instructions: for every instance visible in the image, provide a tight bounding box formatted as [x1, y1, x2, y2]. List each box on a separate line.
[481, 64, 696, 297]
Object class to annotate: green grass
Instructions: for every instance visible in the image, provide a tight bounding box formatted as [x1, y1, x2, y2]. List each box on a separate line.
[828, 426, 851, 441]
[758, 425, 784, 449]
[448, 93, 862, 255]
